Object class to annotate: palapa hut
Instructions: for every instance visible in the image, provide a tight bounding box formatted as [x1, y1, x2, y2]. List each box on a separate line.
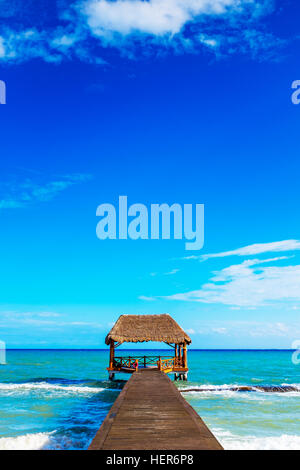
[105, 314, 191, 380]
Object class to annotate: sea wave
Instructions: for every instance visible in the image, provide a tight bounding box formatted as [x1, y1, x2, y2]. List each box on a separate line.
[179, 383, 300, 394]
[281, 383, 300, 390]
[0, 431, 87, 450]
[0, 432, 56, 450]
[0, 381, 107, 396]
[214, 428, 300, 450]
[2, 429, 300, 451]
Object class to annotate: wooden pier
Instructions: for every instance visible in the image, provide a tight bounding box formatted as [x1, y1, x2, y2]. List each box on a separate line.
[89, 369, 223, 450]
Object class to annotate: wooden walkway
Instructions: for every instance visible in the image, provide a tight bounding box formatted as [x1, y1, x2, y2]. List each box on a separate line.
[89, 369, 223, 450]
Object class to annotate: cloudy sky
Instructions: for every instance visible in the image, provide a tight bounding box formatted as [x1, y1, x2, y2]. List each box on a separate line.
[0, 0, 291, 63]
[0, 0, 300, 348]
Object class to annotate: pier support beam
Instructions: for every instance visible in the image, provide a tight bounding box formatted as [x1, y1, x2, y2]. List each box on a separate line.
[183, 342, 187, 369]
[109, 340, 115, 369]
[178, 344, 182, 367]
[176, 373, 188, 381]
[109, 372, 115, 380]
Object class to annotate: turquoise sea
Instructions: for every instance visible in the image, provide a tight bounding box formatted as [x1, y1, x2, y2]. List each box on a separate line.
[0, 349, 299, 450]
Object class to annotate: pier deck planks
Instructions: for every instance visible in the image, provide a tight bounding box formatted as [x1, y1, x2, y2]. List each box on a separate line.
[89, 369, 223, 450]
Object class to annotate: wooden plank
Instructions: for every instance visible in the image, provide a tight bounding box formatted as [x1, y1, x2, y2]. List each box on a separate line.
[88, 369, 223, 450]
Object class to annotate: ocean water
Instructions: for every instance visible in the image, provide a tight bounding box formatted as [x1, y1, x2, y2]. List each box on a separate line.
[0, 349, 299, 450]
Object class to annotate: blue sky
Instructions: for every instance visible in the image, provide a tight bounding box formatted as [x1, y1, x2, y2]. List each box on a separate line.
[0, 0, 300, 349]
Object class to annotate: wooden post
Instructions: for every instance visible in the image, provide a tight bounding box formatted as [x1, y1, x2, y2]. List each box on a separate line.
[109, 340, 115, 369]
[183, 342, 187, 369]
[178, 345, 182, 366]
[144, 356, 146, 368]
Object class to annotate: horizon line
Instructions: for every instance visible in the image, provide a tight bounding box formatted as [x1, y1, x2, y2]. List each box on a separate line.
[4, 348, 297, 351]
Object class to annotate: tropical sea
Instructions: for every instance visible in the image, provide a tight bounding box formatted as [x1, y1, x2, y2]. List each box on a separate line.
[0, 349, 299, 450]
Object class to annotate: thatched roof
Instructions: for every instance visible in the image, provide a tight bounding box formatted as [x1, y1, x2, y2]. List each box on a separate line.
[105, 314, 192, 345]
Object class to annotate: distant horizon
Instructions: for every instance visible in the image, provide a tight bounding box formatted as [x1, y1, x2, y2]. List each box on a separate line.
[5, 348, 297, 351]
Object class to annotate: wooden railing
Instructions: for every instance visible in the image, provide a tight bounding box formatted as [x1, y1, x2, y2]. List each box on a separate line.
[158, 357, 175, 371]
[112, 355, 186, 372]
[113, 355, 174, 369]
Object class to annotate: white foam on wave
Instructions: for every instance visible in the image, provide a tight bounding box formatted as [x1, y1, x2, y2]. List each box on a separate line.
[0, 431, 91, 450]
[214, 428, 300, 450]
[179, 384, 258, 398]
[180, 383, 300, 396]
[179, 383, 239, 391]
[179, 386, 266, 402]
[179, 383, 300, 401]
[0, 382, 105, 396]
[0, 432, 56, 450]
[2, 429, 300, 451]
[188, 390, 266, 401]
[281, 383, 300, 391]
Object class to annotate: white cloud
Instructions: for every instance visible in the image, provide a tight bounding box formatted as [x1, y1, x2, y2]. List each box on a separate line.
[77, 0, 282, 60]
[1, 311, 62, 320]
[0, 311, 102, 329]
[200, 240, 300, 260]
[51, 34, 78, 48]
[36, 312, 61, 318]
[138, 295, 156, 301]
[191, 321, 298, 338]
[80, 0, 245, 37]
[0, 0, 282, 64]
[164, 268, 179, 275]
[185, 328, 195, 334]
[166, 257, 300, 307]
[81, 0, 187, 36]
[212, 327, 228, 334]
[0, 29, 52, 62]
[247, 322, 292, 337]
[0, 173, 91, 210]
